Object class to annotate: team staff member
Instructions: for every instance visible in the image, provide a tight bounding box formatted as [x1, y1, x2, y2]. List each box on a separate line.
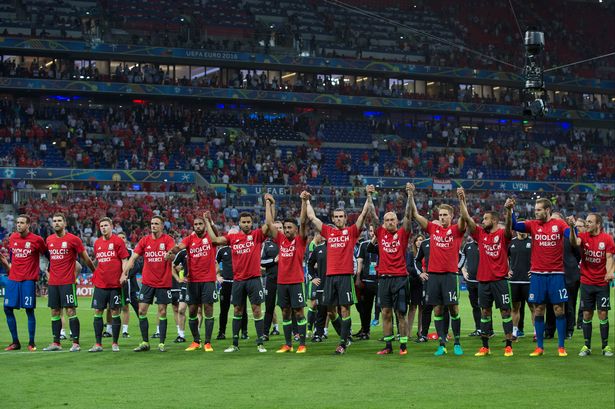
[461, 235, 480, 336]
[354, 225, 379, 340]
[1, 214, 47, 351]
[122, 215, 176, 352]
[306, 233, 328, 341]
[406, 234, 425, 341]
[43, 213, 96, 352]
[569, 213, 615, 357]
[508, 225, 532, 339]
[216, 243, 248, 340]
[408, 185, 467, 356]
[89, 217, 130, 352]
[261, 222, 281, 340]
[306, 185, 374, 355]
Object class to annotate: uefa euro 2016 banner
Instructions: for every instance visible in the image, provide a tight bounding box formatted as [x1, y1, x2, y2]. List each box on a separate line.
[1, 167, 195, 183]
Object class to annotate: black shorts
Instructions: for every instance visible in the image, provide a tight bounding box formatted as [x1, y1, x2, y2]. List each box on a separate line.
[479, 280, 512, 310]
[171, 284, 187, 305]
[138, 284, 172, 305]
[186, 282, 218, 305]
[424, 273, 459, 306]
[308, 280, 323, 301]
[409, 276, 424, 305]
[377, 276, 409, 310]
[277, 283, 306, 309]
[91, 287, 124, 310]
[231, 277, 264, 306]
[580, 284, 611, 311]
[48, 284, 78, 309]
[510, 283, 530, 303]
[122, 276, 140, 304]
[323, 274, 356, 306]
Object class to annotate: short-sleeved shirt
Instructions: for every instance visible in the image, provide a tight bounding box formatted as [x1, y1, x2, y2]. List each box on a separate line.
[7, 232, 47, 281]
[425, 222, 464, 273]
[93, 234, 130, 288]
[181, 232, 217, 282]
[223, 229, 266, 281]
[321, 224, 359, 276]
[461, 240, 479, 282]
[508, 237, 532, 283]
[522, 218, 569, 274]
[578, 231, 615, 286]
[134, 233, 176, 288]
[216, 246, 233, 280]
[471, 227, 511, 282]
[375, 226, 411, 276]
[274, 233, 307, 285]
[47, 233, 85, 285]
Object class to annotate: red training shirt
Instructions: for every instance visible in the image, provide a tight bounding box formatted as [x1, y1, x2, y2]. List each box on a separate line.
[274, 233, 307, 284]
[321, 224, 359, 276]
[578, 231, 615, 286]
[47, 233, 85, 286]
[375, 226, 410, 276]
[181, 232, 217, 282]
[93, 234, 130, 288]
[426, 222, 464, 273]
[7, 232, 47, 281]
[223, 229, 266, 281]
[134, 233, 176, 288]
[471, 227, 511, 282]
[522, 218, 569, 274]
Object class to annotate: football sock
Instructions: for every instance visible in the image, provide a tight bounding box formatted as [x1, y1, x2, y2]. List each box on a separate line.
[434, 315, 445, 346]
[555, 315, 566, 348]
[139, 315, 149, 342]
[283, 320, 293, 346]
[340, 316, 352, 345]
[111, 315, 121, 344]
[331, 316, 342, 336]
[502, 316, 513, 337]
[4, 307, 19, 343]
[156, 325, 160, 334]
[122, 324, 129, 333]
[582, 319, 592, 348]
[189, 316, 200, 343]
[52, 316, 62, 343]
[69, 315, 80, 343]
[106, 324, 112, 334]
[204, 316, 214, 344]
[178, 329, 185, 338]
[400, 337, 408, 351]
[599, 319, 609, 349]
[26, 308, 36, 344]
[232, 315, 242, 347]
[451, 314, 461, 344]
[93, 314, 104, 344]
[159, 317, 167, 344]
[480, 316, 492, 348]
[535, 315, 545, 349]
[297, 317, 307, 346]
[255, 316, 265, 344]
[383, 335, 394, 350]
[513, 326, 519, 337]
[307, 308, 315, 331]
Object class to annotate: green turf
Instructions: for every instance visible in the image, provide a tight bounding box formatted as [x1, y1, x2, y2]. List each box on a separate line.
[0, 295, 613, 409]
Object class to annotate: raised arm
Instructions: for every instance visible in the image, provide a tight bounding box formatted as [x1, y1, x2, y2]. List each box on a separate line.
[566, 215, 581, 248]
[402, 182, 413, 232]
[456, 187, 475, 233]
[204, 211, 228, 245]
[306, 196, 323, 233]
[265, 193, 277, 239]
[504, 198, 514, 239]
[511, 212, 526, 232]
[407, 183, 429, 230]
[299, 191, 309, 240]
[355, 184, 375, 231]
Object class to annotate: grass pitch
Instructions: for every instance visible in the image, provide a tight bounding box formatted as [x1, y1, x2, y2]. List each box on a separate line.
[0, 295, 613, 409]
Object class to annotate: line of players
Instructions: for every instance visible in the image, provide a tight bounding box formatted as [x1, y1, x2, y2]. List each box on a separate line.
[1, 184, 613, 356]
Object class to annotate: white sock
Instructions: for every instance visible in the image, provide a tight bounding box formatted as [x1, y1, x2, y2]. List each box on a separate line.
[106, 324, 113, 333]
[324, 328, 329, 336]
[273, 324, 279, 331]
[513, 326, 519, 337]
[60, 329, 66, 336]
[178, 329, 185, 338]
[122, 324, 129, 333]
[156, 325, 160, 334]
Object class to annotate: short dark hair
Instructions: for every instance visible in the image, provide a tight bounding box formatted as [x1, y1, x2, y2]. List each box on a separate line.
[283, 218, 299, 227]
[239, 212, 253, 220]
[485, 211, 499, 221]
[151, 215, 165, 224]
[52, 213, 66, 222]
[588, 213, 603, 226]
[16, 214, 31, 224]
[536, 198, 552, 210]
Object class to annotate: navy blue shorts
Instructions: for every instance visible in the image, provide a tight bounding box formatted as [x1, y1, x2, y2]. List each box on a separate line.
[4, 279, 36, 309]
[528, 274, 567, 305]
